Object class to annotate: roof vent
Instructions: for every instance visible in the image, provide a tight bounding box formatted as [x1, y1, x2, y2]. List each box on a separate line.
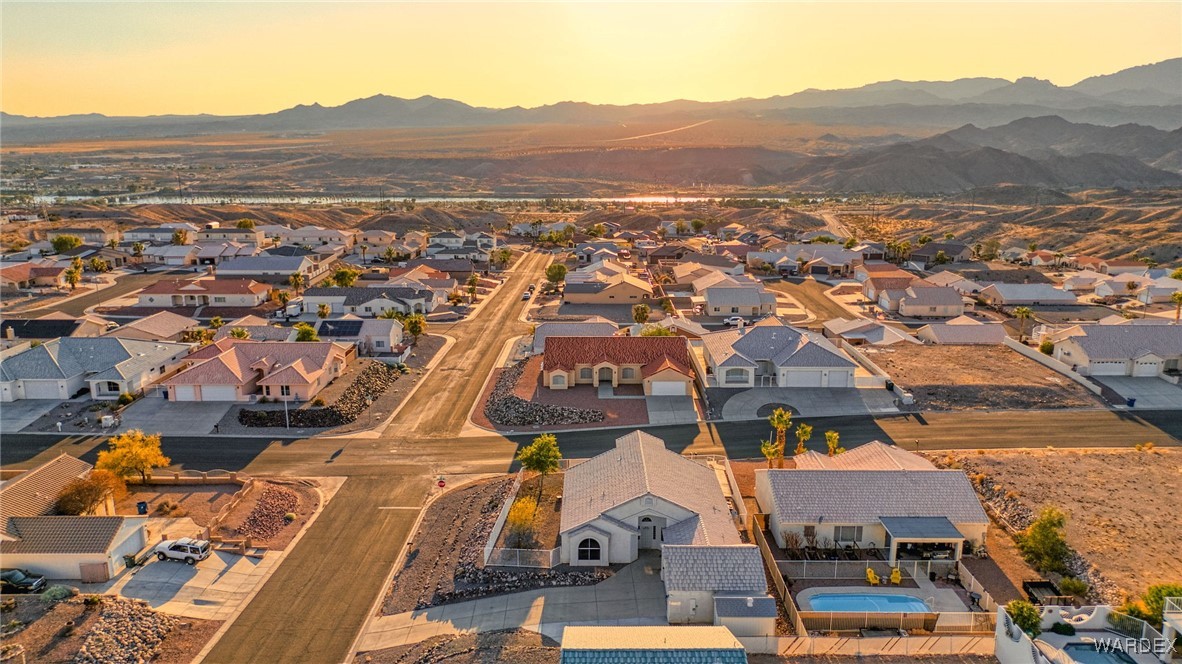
[747, 597, 754, 608]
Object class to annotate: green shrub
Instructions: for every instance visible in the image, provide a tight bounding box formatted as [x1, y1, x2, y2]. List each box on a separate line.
[311, 397, 326, 407]
[1018, 506, 1071, 574]
[117, 392, 135, 406]
[1007, 600, 1042, 636]
[0, 599, 14, 613]
[284, 512, 296, 523]
[1049, 622, 1076, 635]
[83, 594, 103, 607]
[1038, 340, 1054, 355]
[1059, 577, 1089, 599]
[40, 585, 75, 604]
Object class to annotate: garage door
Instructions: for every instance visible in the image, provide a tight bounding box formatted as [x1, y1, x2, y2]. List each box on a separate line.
[1133, 360, 1162, 377]
[1089, 361, 1128, 376]
[201, 385, 239, 401]
[650, 381, 686, 396]
[172, 385, 198, 402]
[783, 370, 823, 387]
[22, 380, 62, 400]
[827, 371, 850, 388]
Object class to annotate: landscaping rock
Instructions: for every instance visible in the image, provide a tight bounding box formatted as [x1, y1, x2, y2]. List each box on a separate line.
[237, 485, 300, 540]
[74, 598, 173, 664]
[238, 362, 400, 428]
[483, 359, 603, 426]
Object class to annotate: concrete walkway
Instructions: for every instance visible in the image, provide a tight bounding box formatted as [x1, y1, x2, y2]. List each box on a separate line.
[357, 552, 668, 652]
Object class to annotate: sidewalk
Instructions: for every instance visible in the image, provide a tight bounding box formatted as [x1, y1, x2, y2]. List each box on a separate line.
[356, 552, 667, 652]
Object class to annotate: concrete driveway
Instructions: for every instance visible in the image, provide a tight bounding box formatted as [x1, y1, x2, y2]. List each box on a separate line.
[645, 396, 698, 425]
[358, 551, 667, 652]
[2, 399, 63, 432]
[119, 399, 234, 435]
[719, 386, 899, 420]
[1095, 377, 1182, 409]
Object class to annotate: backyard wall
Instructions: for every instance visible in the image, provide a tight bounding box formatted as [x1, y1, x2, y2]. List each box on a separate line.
[1002, 336, 1102, 395]
[739, 633, 995, 656]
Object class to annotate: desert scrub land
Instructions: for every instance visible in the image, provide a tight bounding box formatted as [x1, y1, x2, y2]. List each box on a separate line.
[934, 447, 1181, 602]
[863, 344, 1101, 411]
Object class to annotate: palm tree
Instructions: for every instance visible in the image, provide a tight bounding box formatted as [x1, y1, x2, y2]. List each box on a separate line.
[760, 440, 778, 469]
[1013, 306, 1033, 343]
[1171, 291, 1182, 325]
[277, 290, 290, 307]
[768, 407, 792, 467]
[794, 422, 813, 455]
[317, 303, 330, 319]
[64, 267, 81, 291]
[359, 244, 369, 264]
[131, 242, 145, 258]
[288, 272, 305, 294]
[209, 316, 225, 329]
[825, 430, 844, 457]
[229, 327, 250, 339]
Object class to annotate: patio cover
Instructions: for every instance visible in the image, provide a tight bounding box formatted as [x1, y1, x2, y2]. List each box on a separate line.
[880, 516, 964, 541]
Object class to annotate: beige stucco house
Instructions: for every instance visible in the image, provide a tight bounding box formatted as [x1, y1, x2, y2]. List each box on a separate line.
[541, 336, 694, 396]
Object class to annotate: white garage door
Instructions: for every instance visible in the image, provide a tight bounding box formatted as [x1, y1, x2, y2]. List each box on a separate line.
[1133, 360, 1162, 377]
[201, 385, 239, 401]
[650, 381, 686, 396]
[1089, 360, 1128, 376]
[171, 385, 198, 402]
[827, 371, 850, 388]
[22, 380, 63, 400]
[783, 370, 823, 387]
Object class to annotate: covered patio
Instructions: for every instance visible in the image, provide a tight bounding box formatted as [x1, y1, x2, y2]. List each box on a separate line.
[881, 516, 965, 564]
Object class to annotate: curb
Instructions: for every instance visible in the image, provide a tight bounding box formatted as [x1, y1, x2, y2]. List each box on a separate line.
[460, 334, 528, 437]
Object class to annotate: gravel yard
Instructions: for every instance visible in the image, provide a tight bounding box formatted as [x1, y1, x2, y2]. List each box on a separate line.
[214, 479, 320, 550]
[494, 473, 564, 550]
[355, 629, 559, 664]
[383, 477, 606, 615]
[932, 448, 1181, 602]
[114, 483, 242, 526]
[863, 344, 1101, 411]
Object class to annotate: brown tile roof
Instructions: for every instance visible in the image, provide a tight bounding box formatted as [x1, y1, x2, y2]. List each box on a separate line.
[1, 516, 127, 554]
[543, 336, 692, 378]
[139, 278, 270, 296]
[0, 454, 92, 521]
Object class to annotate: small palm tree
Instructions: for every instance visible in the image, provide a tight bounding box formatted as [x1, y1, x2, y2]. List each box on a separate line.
[277, 290, 290, 307]
[760, 440, 778, 469]
[288, 272, 305, 294]
[359, 244, 369, 264]
[1013, 306, 1033, 343]
[825, 430, 844, 457]
[768, 407, 792, 468]
[209, 316, 225, 329]
[1171, 291, 1182, 324]
[794, 422, 813, 455]
[229, 327, 250, 339]
[317, 303, 330, 319]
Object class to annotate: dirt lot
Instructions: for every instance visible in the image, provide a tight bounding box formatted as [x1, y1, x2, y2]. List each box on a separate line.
[355, 629, 559, 664]
[863, 344, 1102, 411]
[495, 473, 564, 550]
[115, 483, 242, 526]
[936, 448, 1181, 600]
[214, 479, 320, 550]
[0, 596, 219, 664]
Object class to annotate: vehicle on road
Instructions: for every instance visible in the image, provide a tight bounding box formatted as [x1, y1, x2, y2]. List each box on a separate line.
[528, 283, 537, 291]
[722, 316, 748, 327]
[1, 568, 46, 594]
[155, 537, 212, 565]
[521, 291, 532, 300]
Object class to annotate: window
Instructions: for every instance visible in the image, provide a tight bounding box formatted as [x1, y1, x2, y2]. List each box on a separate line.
[929, 306, 937, 313]
[375, 341, 384, 348]
[104, 381, 120, 392]
[621, 368, 635, 379]
[213, 297, 227, 303]
[834, 526, 864, 543]
[159, 366, 165, 374]
[731, 307, 739, 314]
[364, 307, 372, 313]
[579, 368, 592, 380]
[264, 386, 271, 396]
[280, 386, 291, 396]
[552, 375, 565, 386]
[803, 525, 816, 540]
[724, 368, 748, 384]
[577, 538, 601, 562]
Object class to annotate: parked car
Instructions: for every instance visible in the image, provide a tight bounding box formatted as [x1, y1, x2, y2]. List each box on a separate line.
[722, 316, 747, 327]
[1, 568, 46, 594]
[527, 283, 537, 291]
[154, 537, 212, 565]
[521, 291, 532, 300]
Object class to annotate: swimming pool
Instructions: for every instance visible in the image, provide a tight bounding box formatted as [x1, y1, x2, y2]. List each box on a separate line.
[1061, 643, 1138, 664]
[806, 593, 931, 612]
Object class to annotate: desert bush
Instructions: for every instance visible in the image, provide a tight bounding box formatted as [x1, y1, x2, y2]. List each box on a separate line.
[1038, 340, 1054, 355]
[311, 397, 326, 407]
[41, 585, 75, 604]
[1007, 600, 1042, 636]
[1018, 506, 1071, 574]
[83, 594, 103, 607]
[284, 512, 296, 523]
[0, 599, 14, 613]
[116, 392, 135, 406]
[1049, 622, 1076, 635]
[505, 495, 539, 548]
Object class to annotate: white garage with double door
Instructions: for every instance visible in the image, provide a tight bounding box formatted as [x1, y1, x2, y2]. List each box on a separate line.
[782, 370, 823, 387]
[649, 381, 688, 396]
[18, 380, 70, 400]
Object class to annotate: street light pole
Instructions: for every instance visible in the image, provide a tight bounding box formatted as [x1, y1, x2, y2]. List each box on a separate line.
[284, 395, 290, 429]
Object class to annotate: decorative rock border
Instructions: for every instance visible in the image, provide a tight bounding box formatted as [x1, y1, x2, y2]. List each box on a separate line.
[237, 362, 402, 428]
[483, 359, 603, 426]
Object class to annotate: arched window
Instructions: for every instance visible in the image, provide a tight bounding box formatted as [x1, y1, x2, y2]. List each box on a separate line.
[552, 374, 565, 386]
[579, 368, 593, 380]
[577, 538, 601, 561]
[724, 368, 748, 384]
[640, 516, 652, 523]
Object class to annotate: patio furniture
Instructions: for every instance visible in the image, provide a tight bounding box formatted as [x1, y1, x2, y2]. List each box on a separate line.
[866, 568, 881, 586]
[843, 544, 858, 560]
[866, 542, 883, 559]
[889, 567, 902, 586]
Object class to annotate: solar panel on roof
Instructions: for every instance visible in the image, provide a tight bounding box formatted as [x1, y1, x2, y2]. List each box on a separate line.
[322, 320, 363, 337]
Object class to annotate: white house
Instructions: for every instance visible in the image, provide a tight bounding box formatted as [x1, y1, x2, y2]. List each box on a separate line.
[142, 244, 199, 267]
[137, 279, 271, 308]
[701, 317, 856, 388]
[301, 286, 434, 316]
[979, 283, 1076, 306]
[0, 337, 191, 402]
[1051, 325, 1182, 377]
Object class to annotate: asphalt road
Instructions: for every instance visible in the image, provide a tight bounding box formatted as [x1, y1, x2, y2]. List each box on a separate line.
[17, 268, 190, 317]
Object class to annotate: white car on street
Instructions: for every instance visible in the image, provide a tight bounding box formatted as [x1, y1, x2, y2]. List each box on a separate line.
[154, 537, 212, 565]
[722, 316, 747, 327]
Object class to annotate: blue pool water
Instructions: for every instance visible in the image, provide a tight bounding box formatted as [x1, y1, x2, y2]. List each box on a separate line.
[807, 593, 931, 612]
[1061, 643, 1138, 664]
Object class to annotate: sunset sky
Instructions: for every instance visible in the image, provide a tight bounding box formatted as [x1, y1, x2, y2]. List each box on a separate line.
[3, 1, 1180, 117]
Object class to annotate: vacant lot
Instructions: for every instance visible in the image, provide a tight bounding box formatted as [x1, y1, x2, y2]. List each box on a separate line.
[864, 344, 1101, 411]
[115, 483, 242, 526]
[939, 448, 1181, 600]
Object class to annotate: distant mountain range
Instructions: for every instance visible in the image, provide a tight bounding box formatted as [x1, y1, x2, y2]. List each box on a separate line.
[3, 59, 1180, 144]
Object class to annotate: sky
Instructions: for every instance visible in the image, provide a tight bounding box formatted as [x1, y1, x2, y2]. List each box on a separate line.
[3, 1, 1180, 117]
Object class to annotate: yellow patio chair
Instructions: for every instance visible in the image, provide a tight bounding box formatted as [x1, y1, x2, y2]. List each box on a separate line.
[890, 567, 902, 586]
[866, 567, 881, 586]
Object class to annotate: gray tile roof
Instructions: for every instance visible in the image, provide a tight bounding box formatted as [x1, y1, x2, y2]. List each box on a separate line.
[216, 255, 309, 272]
[1, 516, 126, 554]
[714, 594, 778, 618]
[980, 283, 1075, 303]
[0, 454, 92, 521]
[900, 286, 962, 307]
[560, 626, 747, 664]
[560, 431, 740, 546]
[1063, 325, 1182, 361]
[704, 287, 776, 307]
[303, 286, 430, 307]
[702, 319, 855, 370]
[0, 337, 190, 382]
[661, 545, 767, 593]
[759, 470, 988, 525]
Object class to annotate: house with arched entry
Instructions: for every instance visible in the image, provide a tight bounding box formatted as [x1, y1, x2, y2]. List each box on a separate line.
[541, 336, 695, 396]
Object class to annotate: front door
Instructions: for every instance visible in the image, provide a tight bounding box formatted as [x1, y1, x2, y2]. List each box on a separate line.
[638, 516, 666, 549]
[598, 367, 614, 383]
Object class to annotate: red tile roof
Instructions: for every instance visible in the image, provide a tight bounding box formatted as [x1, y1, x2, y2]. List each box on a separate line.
[543, 337, 693, 378]
[139, 278, 270, 296]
